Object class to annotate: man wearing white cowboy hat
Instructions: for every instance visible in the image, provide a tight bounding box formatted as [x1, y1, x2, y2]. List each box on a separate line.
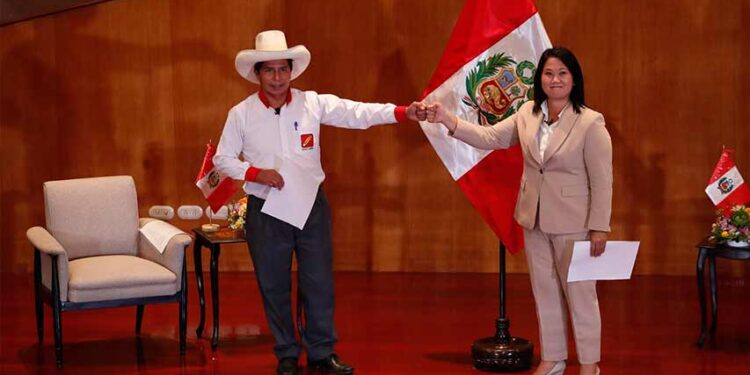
[214, 30, 424, 375]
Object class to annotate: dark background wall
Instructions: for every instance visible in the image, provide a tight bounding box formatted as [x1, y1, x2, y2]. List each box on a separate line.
[2, 0, 748, 276]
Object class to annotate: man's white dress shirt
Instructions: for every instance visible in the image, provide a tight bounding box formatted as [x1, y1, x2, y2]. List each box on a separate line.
[214, 88, 399, 199]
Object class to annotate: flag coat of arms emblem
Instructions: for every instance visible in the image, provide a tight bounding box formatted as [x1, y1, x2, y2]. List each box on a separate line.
[196, 142, 238, 213]
[420, 0, 551, 254]
[462, 53, 537, 125]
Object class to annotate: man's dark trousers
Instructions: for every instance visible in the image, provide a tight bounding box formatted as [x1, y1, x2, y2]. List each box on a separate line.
[245, 188, 337, 361]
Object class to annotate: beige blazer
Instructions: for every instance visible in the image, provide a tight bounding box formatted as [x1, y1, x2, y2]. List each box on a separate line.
[452, 101, 612, 234]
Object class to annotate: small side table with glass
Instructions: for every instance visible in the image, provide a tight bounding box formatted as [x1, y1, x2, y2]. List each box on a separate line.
[695, 239, 750, 347]
[192, 227, 246, 350]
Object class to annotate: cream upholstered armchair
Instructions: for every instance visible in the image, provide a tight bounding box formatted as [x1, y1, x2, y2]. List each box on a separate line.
[26, 176, 191, 368]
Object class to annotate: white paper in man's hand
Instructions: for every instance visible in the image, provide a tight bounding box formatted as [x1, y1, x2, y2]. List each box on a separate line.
[261, 160, 320, 230]
[567, 241, 640, 282]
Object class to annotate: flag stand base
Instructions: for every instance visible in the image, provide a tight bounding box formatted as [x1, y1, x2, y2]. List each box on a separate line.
[472, 243, 533, 372]
[472, 318, 533, 372]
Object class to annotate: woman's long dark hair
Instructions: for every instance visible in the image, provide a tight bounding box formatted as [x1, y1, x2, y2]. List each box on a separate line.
[532, 47, 585, 114]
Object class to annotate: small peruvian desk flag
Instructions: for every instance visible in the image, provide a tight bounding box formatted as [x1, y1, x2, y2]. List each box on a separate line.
[705, 149, 750, 213]
[196, 142, 237, 213]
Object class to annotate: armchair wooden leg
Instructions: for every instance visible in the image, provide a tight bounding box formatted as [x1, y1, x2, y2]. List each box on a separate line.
[34, 249, 44, 344]
[135, 305, 144, 335]
[50, 255, 63, 368]
[179, 256, 187, 355]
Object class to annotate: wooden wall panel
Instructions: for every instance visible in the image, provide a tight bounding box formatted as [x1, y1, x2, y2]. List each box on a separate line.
[1, 0, 748, 276]
[1, 15, 60, 272]
[0, 0, 111, 26]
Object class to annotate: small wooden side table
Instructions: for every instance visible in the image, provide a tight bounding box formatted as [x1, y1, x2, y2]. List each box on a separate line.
[695, 239, 750, 347]
[192, 227, 245, 350]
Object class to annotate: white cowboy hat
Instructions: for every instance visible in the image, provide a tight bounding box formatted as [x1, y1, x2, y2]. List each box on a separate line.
[235, 30, 311, 84]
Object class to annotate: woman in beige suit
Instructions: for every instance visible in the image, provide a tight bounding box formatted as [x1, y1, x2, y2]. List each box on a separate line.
[427, 47, 611, 375]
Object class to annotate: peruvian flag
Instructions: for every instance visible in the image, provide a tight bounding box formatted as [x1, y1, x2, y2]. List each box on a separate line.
[705, 149, 750, 213]
[196, 142, 238, 213]
[420, 0, 551, 254]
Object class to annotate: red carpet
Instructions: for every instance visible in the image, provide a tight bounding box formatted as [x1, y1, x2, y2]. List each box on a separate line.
[1, 272, 749, 374]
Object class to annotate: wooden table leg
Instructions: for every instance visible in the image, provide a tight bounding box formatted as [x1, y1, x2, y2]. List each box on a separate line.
[696, 248, 708, 347]
[708, 255, 718, 338]
[194, 239, 206, 338]
[210, 245, 221, 351]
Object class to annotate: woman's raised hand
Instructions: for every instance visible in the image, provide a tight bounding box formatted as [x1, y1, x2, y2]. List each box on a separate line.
[426, 103, 458, 132]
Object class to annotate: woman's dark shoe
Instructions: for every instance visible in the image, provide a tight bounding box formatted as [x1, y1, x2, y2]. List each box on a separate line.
[307, 353, 354, 375]
[277, 357, 298, 375]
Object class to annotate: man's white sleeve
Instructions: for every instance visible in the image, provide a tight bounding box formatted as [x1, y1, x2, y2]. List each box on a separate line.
[213, 109, 251, 180]
[316, 93, 397, 129]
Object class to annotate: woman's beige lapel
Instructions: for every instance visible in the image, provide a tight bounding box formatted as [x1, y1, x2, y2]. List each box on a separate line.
[453, 100, 612, 234]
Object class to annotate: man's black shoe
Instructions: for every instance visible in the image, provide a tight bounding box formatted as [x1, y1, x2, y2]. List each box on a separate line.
[308, 353, 354, 375]
[277, 357, 298, 375]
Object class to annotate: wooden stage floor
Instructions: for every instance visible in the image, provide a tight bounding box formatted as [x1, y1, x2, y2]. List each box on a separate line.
[1, 271, 748, 374]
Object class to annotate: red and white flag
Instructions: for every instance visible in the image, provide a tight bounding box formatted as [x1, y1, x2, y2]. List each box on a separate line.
[420, 0, 551, 254]
[196, 142, 237, 213]
[705, 149, 750, 213]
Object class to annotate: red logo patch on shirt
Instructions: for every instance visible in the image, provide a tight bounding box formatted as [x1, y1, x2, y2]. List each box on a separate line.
[300, 134, 314, 150]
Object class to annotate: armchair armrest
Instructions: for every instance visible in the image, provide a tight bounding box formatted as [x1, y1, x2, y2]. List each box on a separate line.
[27, 226, 65, 256]
[27, 226, 71, 301]
[138, 218, 191, 286]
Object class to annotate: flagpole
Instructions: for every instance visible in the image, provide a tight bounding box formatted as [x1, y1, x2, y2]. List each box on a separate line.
[471, 242, 533, 372]
[207, 140, 214, 227]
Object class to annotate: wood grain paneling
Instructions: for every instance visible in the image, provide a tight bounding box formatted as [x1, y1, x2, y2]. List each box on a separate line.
[1, 0, 748, 276]
[0, 0, 111, 26]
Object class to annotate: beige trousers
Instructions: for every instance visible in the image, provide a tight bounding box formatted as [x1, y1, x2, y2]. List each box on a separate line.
[523, 228, 601, 364]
